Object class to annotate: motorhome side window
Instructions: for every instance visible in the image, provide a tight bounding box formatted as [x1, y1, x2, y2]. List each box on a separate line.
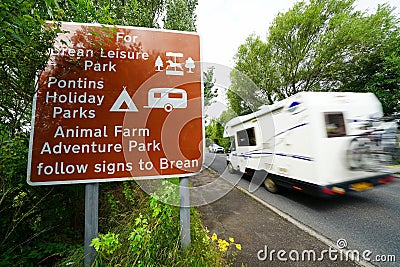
[237, 127, 257, 146]
[230, 136, 236, 151]
[324, 113, 346, 138]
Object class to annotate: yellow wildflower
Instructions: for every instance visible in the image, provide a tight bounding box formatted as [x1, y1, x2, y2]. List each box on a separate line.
[235, 243, 242, 251]
[229, 237, 235, 243]
[211, 233, 218, 241]
[218, 239, 229, 252]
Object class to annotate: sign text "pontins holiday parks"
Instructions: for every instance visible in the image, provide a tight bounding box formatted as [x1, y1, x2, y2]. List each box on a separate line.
[28, 22, 203, 185]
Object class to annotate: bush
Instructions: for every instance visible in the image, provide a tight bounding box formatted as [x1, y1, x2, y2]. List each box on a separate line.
[59, 180, 233, 267]
[0, 131, 85, 266]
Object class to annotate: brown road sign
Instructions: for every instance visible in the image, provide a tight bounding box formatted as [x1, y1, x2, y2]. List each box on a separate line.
[27, 22, 203, 185]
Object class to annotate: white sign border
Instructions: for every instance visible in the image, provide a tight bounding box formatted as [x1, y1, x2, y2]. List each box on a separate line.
[27, 21, 204, 186]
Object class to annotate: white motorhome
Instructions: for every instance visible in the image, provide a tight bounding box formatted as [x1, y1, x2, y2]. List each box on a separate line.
[224, 92, 398, 197]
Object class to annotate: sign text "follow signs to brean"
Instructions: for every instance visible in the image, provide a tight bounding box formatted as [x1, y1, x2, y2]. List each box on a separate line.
[27, 22, 203, 185]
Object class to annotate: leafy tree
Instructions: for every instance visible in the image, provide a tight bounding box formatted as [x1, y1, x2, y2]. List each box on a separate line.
[203, 66, 218, 106]
[227, 35, 271, 115]
[205, 109, 236, 149]
[0, 1, 73, 264]
[219, 108, 237, 126]
[230, 0, 400, 115]
[163, 0, 198, 31]
[0, 1, 59, 138]
[205, 118, 229, 149]
[345, 20, 400, 115]
[227, 66, 267, 115]
[266, 0, 359, 96]
[0, 0, 199, 265]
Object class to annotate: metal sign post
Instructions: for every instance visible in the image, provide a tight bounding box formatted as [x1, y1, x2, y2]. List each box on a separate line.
[84, 183, 99, 267]
[180, 177, 190, 250]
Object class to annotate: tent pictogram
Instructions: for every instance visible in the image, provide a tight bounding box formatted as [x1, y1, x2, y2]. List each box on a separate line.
[110, 87, 138, 112]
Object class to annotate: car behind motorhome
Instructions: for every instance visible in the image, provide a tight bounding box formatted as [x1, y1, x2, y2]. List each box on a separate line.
[224, 92, 399, 197]
[209, 144, 224, 153]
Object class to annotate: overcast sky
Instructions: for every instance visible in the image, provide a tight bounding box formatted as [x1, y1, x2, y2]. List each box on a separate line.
[196, 0, 400, 118]
[196, 0, 400, 68]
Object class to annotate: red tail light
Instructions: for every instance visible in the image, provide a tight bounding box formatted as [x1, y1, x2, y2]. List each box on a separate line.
[322, 187, 335, 195]
[378, 176, 396, 184]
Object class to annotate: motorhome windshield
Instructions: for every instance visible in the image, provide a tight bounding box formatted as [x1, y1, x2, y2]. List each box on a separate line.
[237, 127, 257, 146]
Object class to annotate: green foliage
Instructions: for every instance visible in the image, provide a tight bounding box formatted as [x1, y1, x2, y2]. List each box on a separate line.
[0, 128, 84, 266]
[0, 0, 60, 136]
[266, 0, 358, 96]
[91, 232, 121, 257]
[203, 66, 218, 107]
[163, 0, 198, 31]
[0, 0, 199, 265]
[206, 110, 236, 149]
[228, 67, 267, 115]
[122, 181, 137, 205]
[128, 214, 151, 254]
[230, 0, 400, 115]
[105, 191, 120, 217]
[228, 35, 274, 114]
[58, 180, 226, 266]
[56, 0, 198, 30]
[218, 109, 237, 126]
[57, 0, 164, 27]
[206, 119, 230, 149]
[345, 22, 400, 115]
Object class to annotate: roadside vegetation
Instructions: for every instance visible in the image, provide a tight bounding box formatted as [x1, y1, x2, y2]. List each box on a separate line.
[229, 0, 400, 116]
[2, 0, 399, 265]
[58, 180, 240, 267]
[0, 0, 235, 266]
[207, 0, 400, 146]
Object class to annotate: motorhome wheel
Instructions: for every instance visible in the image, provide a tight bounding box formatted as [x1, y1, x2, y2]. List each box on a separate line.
[227, 161, 235, 174]
[264, 177, 278, 193]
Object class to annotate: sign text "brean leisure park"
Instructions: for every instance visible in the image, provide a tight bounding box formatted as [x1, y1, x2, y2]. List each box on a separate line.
[27, 22, 203, 185]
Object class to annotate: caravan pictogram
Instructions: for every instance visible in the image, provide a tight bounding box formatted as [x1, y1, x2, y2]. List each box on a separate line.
[144, 88, 187, 112]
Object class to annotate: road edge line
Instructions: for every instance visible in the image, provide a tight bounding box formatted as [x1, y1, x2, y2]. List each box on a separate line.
[204, 165, 375, 267]
[234, 185, 375, 267]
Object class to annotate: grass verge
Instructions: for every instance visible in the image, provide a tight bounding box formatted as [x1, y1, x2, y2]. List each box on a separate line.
[57, 179, 240, 266]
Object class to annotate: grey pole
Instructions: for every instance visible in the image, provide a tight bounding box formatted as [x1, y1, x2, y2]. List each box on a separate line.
[179, 177, 190, 250]
[84, 183, 99, 267]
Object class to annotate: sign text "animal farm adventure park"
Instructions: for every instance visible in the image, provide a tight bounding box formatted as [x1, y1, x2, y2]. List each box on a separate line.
[28, 22, 203, 185]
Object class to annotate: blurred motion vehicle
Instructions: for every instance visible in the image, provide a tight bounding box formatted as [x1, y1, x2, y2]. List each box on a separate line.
[224, 92, 399, 197]
[209, 144, 224, 153]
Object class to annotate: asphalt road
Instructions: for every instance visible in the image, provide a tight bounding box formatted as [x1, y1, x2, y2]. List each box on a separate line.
[204, 152, 400, 267]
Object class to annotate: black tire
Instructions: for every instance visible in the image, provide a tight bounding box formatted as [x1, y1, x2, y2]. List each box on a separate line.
[227, 161, 236, 174]
[264, 176, 279, 193]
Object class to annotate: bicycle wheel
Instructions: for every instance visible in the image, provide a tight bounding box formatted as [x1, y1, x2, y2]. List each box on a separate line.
[347, 138, 366, 170]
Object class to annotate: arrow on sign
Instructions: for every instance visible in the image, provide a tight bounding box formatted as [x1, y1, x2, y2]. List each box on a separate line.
[110, 88, 138, 112]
